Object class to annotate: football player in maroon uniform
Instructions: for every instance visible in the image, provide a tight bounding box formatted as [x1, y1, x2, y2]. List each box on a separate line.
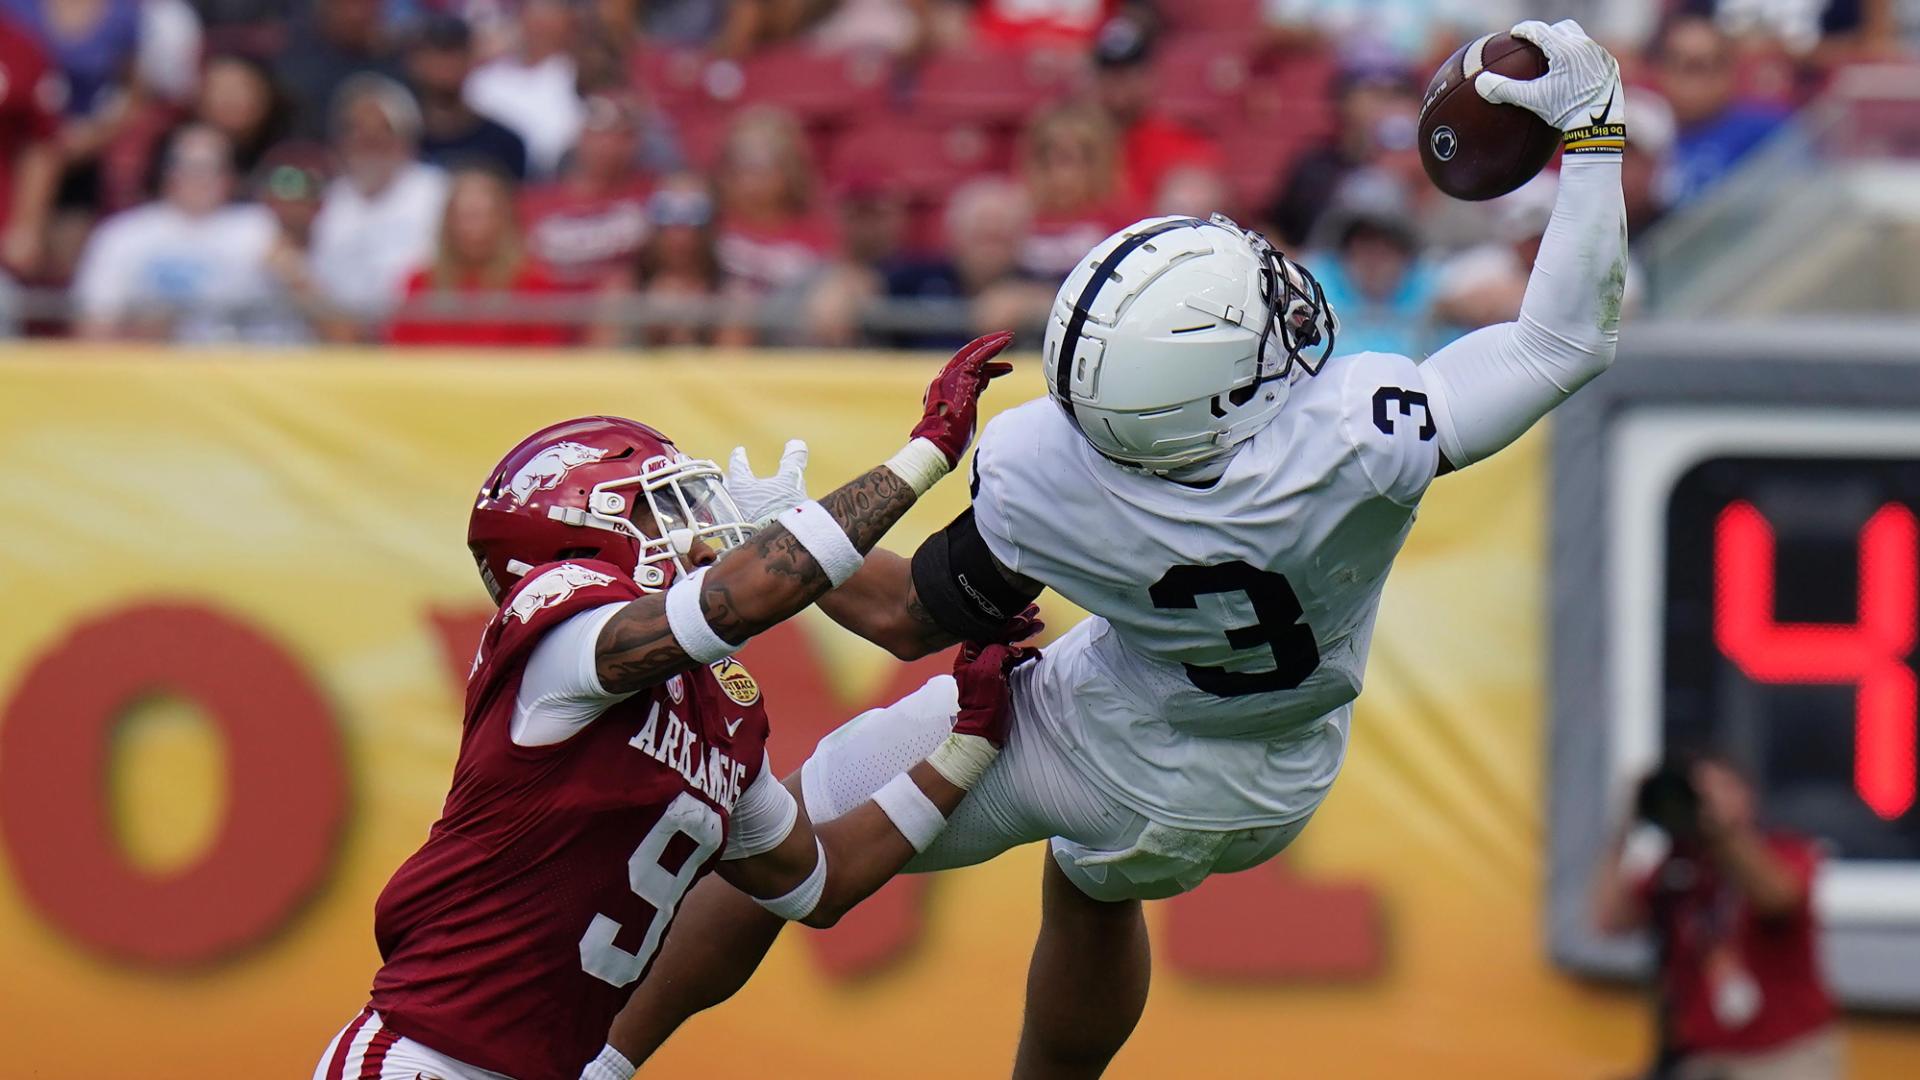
[316, 333, 1033, 1080]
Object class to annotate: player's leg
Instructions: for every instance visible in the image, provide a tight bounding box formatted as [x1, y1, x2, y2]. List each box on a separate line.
[610, 673, 1046, 1066]
[1011, 852, 1152, 1080]
[1010, 813, 1317, 1080]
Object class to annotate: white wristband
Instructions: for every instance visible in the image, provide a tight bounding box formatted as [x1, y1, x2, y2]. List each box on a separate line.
[926, 732, 1000, 791]
[580, 1042, 635, 1080]
[872, 772, 948, 853]
[665, 566, 738, 664]
[754, 838, 828, 921]
[776, 500, 864, 587]
[883, 437, 951, 497]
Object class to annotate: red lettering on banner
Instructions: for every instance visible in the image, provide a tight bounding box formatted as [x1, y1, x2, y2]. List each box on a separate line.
[1163, 861, 1383, 979]
[0, 604, 348, 964]
[1716, 501, 1918, 820]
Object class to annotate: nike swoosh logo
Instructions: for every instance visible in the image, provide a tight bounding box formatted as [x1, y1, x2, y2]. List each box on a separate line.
[725, 717, 744, 737]
[1590, 87, 1615, 124]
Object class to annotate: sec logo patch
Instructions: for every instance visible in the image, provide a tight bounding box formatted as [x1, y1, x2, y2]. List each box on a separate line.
[709, 658, 760, 706]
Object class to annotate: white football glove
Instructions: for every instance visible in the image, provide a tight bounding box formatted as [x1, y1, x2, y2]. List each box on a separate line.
[1475, 19, 1624, 142]
[725, 439, 810, 527]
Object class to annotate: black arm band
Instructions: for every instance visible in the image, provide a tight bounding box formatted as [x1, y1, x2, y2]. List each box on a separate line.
[910, 508, 1042, 641]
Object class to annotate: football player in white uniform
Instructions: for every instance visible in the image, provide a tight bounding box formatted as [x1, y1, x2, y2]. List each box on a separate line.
[603, 20, 1627, 1079]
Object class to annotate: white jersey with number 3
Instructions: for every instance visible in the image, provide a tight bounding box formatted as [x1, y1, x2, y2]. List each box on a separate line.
[972, 351, 1442, 827]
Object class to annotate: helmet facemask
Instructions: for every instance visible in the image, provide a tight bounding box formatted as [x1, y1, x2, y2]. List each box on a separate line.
[572, 453, 753, 590]
[1210, 214, 1340, 385]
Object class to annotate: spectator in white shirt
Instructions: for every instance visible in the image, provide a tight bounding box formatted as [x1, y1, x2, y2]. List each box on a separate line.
[464, 0, 584, 177]
[71, 124, 276, 342]
[310, 74, 450, 326]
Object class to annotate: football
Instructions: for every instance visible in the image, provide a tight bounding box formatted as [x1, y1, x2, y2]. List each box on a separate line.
[1417, 33, 1560, 201]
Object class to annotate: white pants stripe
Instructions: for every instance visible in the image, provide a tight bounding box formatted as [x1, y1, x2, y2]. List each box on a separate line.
[313, 1008, 512, 1080]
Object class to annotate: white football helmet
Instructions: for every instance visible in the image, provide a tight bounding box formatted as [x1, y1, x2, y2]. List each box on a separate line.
[1041, 214, 1339, 475]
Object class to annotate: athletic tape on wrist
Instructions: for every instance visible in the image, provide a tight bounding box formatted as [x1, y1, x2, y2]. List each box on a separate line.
[754, 838, 828, 921]
[665, 567, 738, 664]
[884, 437, 951, 497]
[926, 731, 999, 791]
[581, 1043, 636, 1080]
[776, 500, 864, 587]
[873, 772, 948, 853]
[1562, 122, 1626, 155]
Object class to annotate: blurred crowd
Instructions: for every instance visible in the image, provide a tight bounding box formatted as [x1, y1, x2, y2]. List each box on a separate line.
[0, 0, 1911, 348]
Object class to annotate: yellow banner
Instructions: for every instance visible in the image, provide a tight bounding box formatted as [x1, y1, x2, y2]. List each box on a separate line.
[0, 349, 1913, 1078]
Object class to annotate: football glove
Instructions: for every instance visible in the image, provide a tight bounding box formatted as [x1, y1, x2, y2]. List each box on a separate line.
[1475, 19, 1624, 147]
[724, 438, 810, 527]
[912, 330, 1016, 467]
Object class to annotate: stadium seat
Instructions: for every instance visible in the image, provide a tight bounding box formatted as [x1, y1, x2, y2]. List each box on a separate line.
[635, 47, 893, 123]
[1163, 0, 1265, 33]
[729, 47, 895, 121]
[827, 119, 1009, 200]
[912, 48, 1086, 123]
[1153, 34, 1256, 129]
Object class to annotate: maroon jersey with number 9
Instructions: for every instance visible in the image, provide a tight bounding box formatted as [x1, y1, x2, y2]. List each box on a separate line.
[368, 560, 772, 1080]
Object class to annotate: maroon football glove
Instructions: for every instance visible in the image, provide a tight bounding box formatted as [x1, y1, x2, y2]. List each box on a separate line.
[992, 604, 1045, 646]
[950, 641, 1038, 749]
[911, 330, 1016, 466]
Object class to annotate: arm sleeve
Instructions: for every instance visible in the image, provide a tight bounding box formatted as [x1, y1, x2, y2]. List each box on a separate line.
[1419, 157, 1627, 470]
[511, 601, 635, 747]
[721, 753, 800, 861]
[909, 508, 1045, 641]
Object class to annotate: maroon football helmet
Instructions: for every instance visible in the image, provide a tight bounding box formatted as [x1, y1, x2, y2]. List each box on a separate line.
[468, 416, 753, 603]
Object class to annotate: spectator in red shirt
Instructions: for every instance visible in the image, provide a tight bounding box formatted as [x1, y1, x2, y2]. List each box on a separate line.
[0, 11, 60, 280]
[389, 167, 569, 347]
[712, 105, 832, 298]
[1087, 14, 1222, 207]
[1015, 100, 1140, 280]
[968, 0, 1119, 51]
[520, 91, 654, 290]
[1594, 756, 1841, 1080]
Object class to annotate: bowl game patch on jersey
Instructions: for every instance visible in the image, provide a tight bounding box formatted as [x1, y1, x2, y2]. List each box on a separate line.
[708, 658, 760, 706]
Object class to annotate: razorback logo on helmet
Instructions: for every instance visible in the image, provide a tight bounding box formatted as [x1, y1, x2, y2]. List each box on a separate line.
[507, 563, 618, 624]
[708, 658, 760, 706]
[508, 441, 610, 503]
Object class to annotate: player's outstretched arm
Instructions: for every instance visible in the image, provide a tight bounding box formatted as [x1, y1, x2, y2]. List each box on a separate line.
[815, 544, 1045, 659]
[717, 638, 1034, 926]
[1420, 19, 1627, 473]
[592, 332, 1016, 694]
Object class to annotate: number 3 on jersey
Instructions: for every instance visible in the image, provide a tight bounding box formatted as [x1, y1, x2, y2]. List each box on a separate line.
[1150, 562, 1321, 697]
[579, 791, 722, 987]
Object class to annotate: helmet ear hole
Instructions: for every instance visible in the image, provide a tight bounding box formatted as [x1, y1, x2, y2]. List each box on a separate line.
[1228, 383, 1258, 408]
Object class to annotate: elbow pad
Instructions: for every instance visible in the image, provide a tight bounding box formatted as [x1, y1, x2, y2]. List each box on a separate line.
[910, 508, 1042, 640]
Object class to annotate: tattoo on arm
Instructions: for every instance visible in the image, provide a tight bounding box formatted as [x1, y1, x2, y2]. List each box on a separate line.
[818, 466, 917, 552]
[598, 465, 924, 693]
[697, 465, 920, 640]
[595, 596, 686, 694]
